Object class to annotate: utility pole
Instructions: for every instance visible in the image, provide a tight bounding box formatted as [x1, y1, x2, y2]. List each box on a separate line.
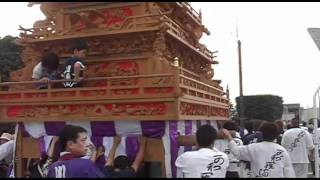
[237, 21, 245, 128]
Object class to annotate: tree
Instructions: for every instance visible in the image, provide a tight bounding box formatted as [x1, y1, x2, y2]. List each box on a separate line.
[0, 36, 23, 82]
[229, 102, 239, 120]
[236, 95, 283, 122]
[0, 35, 23, 134]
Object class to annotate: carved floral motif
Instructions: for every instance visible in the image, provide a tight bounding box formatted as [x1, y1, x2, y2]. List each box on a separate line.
[6, 102, 167, 118]
[180, 102, 228, 117]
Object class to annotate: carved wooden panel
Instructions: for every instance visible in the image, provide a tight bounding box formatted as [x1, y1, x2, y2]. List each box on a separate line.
[69, 6, 134, 32]
[180, 101, 229, 117]
[5, 102, 170, 120]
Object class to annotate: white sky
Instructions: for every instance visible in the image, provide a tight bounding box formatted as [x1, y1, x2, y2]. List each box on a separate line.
[1, 2, 320, 108]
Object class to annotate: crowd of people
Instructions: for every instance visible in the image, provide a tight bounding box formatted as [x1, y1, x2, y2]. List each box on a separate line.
[0, 125, 148, 178]
[176, 118, 319, 178]
[0, 118, 318, 178]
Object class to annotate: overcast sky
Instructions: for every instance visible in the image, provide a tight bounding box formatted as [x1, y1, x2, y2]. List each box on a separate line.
[1, 2, 320, 108]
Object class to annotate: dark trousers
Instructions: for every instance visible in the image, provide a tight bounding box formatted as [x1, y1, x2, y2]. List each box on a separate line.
[226, 171, 239, 178]
[310, 160, 315, 175]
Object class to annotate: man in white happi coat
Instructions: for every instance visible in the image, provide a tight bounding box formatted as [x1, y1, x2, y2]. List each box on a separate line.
[215, 121, 243, 178]
[221, 122, 295, 178]
[175, 124, 229, 178]
[281, 118, 314, 178]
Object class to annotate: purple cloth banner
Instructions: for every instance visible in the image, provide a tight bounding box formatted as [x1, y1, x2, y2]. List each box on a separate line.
[141, 120, 165, 138]
[125, 136, 139, 162]
[19, 123, 30, 137]
[44, 122, 66, 135]
[90, 121, 116, 137]
[38, 136, 46, 157]
[90, 136, 103, 147]
[169, 121, 178, 178]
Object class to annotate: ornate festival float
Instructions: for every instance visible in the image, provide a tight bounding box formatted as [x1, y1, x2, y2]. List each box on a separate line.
[0, 2, 229, 177]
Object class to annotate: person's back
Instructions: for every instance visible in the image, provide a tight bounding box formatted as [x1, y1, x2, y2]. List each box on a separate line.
[281, 118, 314, 178]
[245, 141, 293, 177]
[281, 127, 313, 163]
[104, 165, 135, 178]
[63, 57, 85, 88]
[242, 120, 264, 145]
[242, 131, 263, 145]
[176, 147, 229, 178]
[47, 157, 103, 178]
[214, 138, 242, 176]
[62, 40, 88, 88]
[216, 121, 242, 178]
[175, 124, 229, 178]
[32, 52, 61, 89]
[221, 122, 295, 178]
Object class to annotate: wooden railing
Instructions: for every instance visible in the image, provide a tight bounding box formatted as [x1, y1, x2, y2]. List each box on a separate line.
[176, 2, 202, 24]
[179, 74, 229, 105]
[0, 73, 177, 103]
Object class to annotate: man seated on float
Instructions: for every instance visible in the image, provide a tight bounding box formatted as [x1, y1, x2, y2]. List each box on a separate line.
[62, 40, 88, 88]
[102, 135, 147, 178]
[32, 52, 61, 89]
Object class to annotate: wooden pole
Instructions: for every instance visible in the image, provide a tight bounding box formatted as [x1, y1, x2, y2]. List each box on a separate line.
[15, 124, 23, 178]
[238, 39, 245, 127]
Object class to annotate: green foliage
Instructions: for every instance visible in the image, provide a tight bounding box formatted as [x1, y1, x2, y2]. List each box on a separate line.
[0, 36, 23, 82]
[0, 36, 21, 133]
[229, 103, 239, 120]
[236, 95, 283, 122]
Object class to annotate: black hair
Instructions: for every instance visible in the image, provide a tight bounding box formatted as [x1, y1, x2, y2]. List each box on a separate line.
[41, 52, 59, 71]
[259, 122, 279, 142]
[291, 118, 299, 128]
[223, 121, 239, 131]
[196, 124, 217, 147]
[302, 122, 307, 126]
[253, 120, 265, 131]
[244, 120, 254, 134]
[58, 125, 87, 151]
[71, 39, 88, 52]
[114, 155, 131, 170]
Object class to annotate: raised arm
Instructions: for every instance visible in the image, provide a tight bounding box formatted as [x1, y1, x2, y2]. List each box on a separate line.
[220, 129, 251, 161]
[74, 61, 86, 82]
[47, 136, 59, 158]
[131, 136, 147, 172]
[0, 140, 14, 161]
[105, 136, 121, 166]
[74, 63, 82, 82]
[89, 144, 97, 162]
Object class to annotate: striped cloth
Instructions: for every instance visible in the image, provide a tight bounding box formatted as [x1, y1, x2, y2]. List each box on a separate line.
[20, 120, 218, 178]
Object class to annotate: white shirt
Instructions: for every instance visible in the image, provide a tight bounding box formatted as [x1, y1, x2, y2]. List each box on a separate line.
[0, 140, 14, 163]
[281, 128, 314, 164]
[175, 147, 229, 178]
[215, 138, 243, 172]
[32, 62, 43, 80]
[229, 140, 295, 178]
[312, 128, 320, 157]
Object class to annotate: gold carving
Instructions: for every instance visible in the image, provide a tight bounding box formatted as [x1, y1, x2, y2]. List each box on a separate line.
[8, 103, 167, 118]
[180, 102, 228, 117]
